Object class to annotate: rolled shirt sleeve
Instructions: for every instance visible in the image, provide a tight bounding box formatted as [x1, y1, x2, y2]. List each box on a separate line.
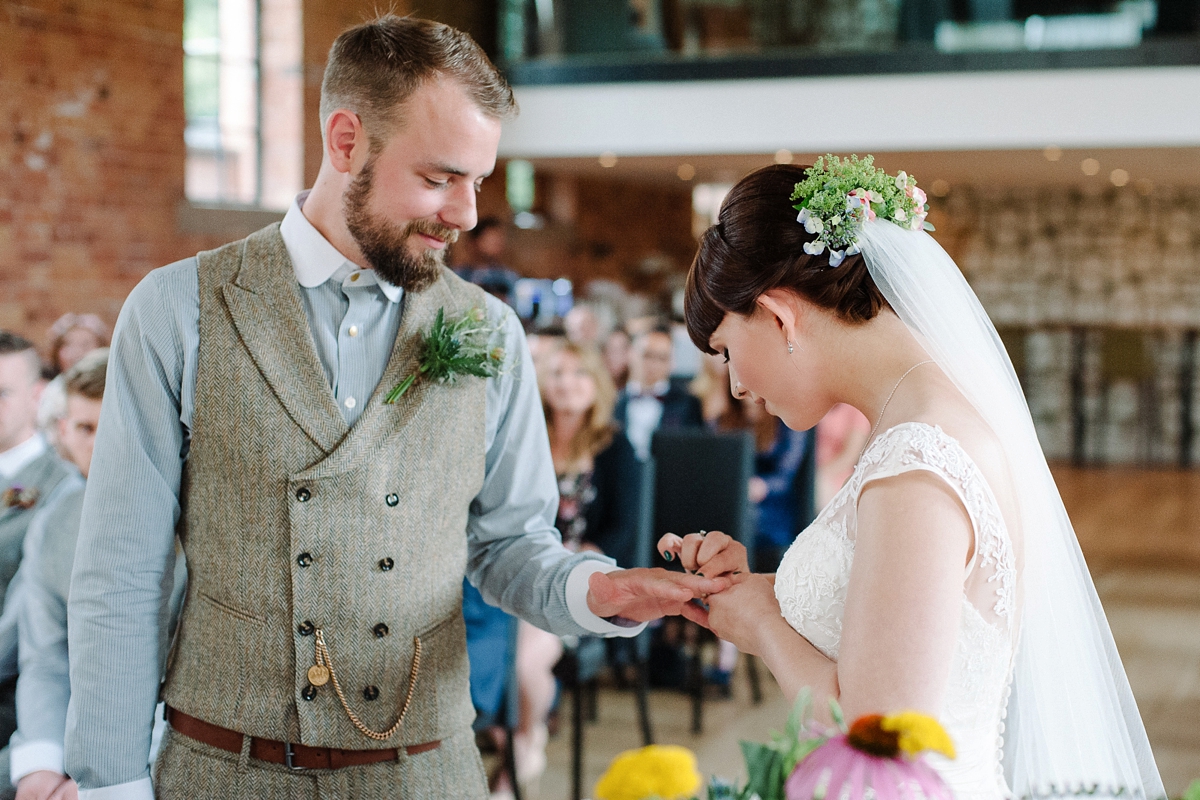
[465, 299, 643, 638]
[64, 261, 195, 790]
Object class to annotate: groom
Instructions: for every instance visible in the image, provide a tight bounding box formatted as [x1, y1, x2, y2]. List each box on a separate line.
[63, 15, 721, 799]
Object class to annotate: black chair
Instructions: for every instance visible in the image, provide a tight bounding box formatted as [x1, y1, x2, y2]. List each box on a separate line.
[558, 456, 657, 800]
[650, 428, 756, 733]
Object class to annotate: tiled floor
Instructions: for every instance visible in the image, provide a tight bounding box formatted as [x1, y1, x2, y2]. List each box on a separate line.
[524, 466, 1200, 799]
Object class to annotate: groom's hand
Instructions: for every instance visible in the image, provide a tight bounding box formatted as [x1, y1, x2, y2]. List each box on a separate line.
[586, 568, 731, 623]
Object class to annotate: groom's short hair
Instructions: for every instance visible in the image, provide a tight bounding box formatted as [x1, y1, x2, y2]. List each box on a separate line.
[320, 15, 517, 150]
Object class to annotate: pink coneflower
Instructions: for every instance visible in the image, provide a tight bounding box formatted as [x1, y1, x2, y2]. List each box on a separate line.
[786, 713, 955, 800]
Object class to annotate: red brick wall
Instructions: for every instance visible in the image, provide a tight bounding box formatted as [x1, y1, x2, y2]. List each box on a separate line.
[0, 0, 227, 343]
[0, 0, 695, 351]
[0, 0, 409, 351]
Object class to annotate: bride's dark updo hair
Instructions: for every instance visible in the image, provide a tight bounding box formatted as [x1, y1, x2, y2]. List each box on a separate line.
[685, 163, 890, 354]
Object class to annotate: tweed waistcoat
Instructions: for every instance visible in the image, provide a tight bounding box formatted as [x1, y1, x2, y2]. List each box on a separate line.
[163, 224, 488, 749]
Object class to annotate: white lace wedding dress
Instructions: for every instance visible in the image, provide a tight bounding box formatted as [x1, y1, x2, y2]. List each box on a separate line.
[775, 422, 1017, 800]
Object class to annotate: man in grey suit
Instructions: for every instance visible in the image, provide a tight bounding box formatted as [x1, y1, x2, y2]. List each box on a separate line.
[0, 332, 76, 799]
[63, 16, 723, 800]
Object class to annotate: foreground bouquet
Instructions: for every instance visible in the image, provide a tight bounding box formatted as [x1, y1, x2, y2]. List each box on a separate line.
[591, 690, 955, 800]
[383, 306, 506, 404]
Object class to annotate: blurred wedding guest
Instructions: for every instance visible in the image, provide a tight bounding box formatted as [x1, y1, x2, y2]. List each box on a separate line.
[0, 333, 75, 797]
[614, 323, 703, 460]
[526, 325, 567, 376]
[815, 403, 871, 508]
[502, 342, 639, 788]
[564, 302, 613, 349]
[602, 328, 632, 391]
[456, 217, 519, 305]
[742, 399, 814, 572]
[35, 315, 109, 448]
[10, 350, 182, 800]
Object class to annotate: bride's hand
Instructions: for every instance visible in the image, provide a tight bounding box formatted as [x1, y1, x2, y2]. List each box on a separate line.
[680, 573, 782, 657]
[657, 531, 749, 578]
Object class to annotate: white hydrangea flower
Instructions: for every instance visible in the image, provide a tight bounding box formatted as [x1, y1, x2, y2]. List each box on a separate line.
[803, 240, 826, 256]
[895, 171, 908, 190]
[894, 208, 908, 222]
[828, 249, 847, 267]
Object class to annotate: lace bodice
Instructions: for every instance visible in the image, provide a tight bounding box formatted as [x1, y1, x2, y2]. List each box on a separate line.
[776, 422, 1017, 800]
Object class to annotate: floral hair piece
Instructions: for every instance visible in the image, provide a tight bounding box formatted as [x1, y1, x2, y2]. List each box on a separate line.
[791, 154, 934, 267]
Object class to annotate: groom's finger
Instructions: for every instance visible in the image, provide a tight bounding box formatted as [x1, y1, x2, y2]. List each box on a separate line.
[680, 600, 711, 629]
[670, 573, 731, 597]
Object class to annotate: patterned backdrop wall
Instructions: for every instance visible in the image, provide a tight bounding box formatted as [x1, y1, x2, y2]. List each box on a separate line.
[936, 186, 1200, 466]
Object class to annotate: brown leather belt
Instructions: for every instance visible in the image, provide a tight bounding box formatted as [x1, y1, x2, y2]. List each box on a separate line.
[165, 706, 441, 770]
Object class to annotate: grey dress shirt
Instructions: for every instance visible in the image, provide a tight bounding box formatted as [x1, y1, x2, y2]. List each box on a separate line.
[64, 198, 637, 799]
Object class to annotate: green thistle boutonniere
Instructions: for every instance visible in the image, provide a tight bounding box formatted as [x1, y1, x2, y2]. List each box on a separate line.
[383, 307, 507, 404]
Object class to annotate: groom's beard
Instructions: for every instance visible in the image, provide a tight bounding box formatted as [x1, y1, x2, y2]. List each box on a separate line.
[343, 157, 459, 294]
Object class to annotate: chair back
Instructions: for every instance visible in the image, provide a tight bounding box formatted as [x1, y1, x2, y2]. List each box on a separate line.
[650, 429, 755, 562]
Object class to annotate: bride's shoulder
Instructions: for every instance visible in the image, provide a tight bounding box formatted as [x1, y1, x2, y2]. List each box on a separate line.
[876, 404, 1015, 513]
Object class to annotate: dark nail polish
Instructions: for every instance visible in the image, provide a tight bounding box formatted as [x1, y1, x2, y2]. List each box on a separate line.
[697, 571, 705, 578]
[662, 551, 673, 562]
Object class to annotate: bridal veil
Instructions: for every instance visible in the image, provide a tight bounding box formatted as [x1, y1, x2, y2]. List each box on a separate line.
[857, 219, 1164, 800]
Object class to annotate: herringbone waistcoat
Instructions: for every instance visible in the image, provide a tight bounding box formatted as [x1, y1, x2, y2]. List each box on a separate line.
[163, 224, 487, 750]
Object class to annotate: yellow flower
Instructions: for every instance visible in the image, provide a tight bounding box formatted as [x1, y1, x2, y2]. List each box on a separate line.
[593, 745, 703, 800]
[880, 711, 956, 760]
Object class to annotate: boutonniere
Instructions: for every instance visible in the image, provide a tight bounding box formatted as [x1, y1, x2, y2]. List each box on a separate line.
[384, 307, 508, 404]
[2, 485, 39, 511]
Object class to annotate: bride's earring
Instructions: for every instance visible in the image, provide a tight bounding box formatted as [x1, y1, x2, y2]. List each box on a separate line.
[787, 340, 794, 354]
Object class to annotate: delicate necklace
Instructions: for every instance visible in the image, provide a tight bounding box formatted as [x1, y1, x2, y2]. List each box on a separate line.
[859, 359, 936, 460]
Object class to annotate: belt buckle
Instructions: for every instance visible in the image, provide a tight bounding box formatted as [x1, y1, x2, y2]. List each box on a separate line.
[285, 742, 303, 771]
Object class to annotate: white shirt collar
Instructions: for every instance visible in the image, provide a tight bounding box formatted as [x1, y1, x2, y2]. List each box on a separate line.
[280, 191, 403, 304]
[626, 380, 670, 399]
[0, 433, 47, 480]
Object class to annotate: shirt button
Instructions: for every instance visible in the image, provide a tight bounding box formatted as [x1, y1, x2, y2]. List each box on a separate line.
[297, 620, 315, 636]
[385, 493, 399, 507]
[302, 684, 318, 701]
[379, 557, 395, 572]
[350, 273, 360, 283]
[348, 325, 359, 337]
[363, 685, 379, 701]
[373, 623, 390, 638]
[295, 487, 312, 502]
[297, 552, 313, 568]
[344, 397, 356, 410]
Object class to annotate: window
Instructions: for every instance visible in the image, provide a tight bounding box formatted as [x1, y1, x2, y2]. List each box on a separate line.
[184, 0, 302, 210]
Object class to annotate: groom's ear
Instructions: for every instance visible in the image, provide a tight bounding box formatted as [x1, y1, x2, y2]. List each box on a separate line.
[324, 109, 369, 175]
[756, 290, 801, 341]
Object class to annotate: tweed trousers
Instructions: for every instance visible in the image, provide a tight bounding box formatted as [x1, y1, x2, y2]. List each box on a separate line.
[153, 725, 488, 800]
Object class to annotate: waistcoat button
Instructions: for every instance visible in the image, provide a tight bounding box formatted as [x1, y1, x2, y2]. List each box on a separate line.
[379, 558, 395, 572]
[363, 685, 379, 701]
[373, 623, 389, 638]
[295, 487, 312, 502]
[302, 684, 318, 701]
[297, 621, 315, 636]
[296, 552, 313, 568]
[385, 493, 399, 507]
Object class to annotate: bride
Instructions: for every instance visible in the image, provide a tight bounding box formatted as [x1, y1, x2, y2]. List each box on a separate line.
[657, 157, 1163, 800]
